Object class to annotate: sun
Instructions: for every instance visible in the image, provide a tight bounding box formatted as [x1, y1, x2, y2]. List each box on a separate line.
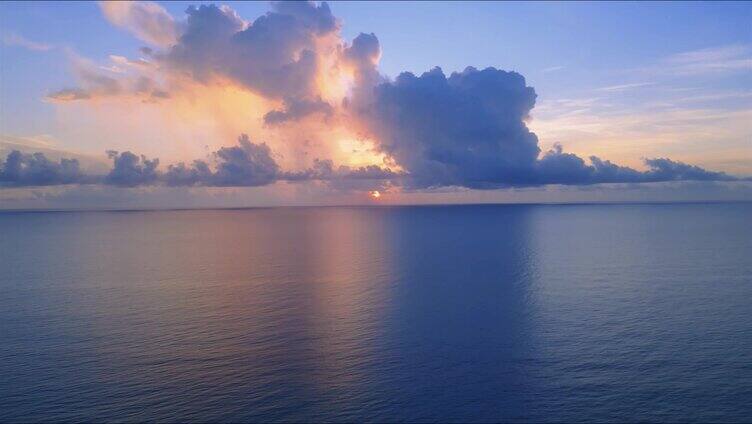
[369, 190, 381, 199]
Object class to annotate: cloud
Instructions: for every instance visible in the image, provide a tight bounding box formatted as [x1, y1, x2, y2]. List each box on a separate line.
[162, 2, 337, 101]
[99, 1, 179, 47]
[0, 133, 743, 190]
[0, 135, 110, 174]
[46, 63, 122, 102]
[342, 32, 383, 107]
[343, 32, 381, 82]
[209, 134, 280, 186]
[359, 66, 745, 189]
[0, 134, 399, 189]
[26, 2, 749, 199]
[0, 151, 88, 186]
[45, 55, 168, 103]
[264, 97, 333, 125]
[2, 32, 52, 51]
[283, 157, 398, 181]
[362, 66, 540, 189]
[642, 157, 736, 182]
[664, 45, 752, 75]
[156, 135, 283, 187]
[534, 144, 737, 186]
[105, 150, 159, 187]
[540, 66, 564, 74]
[597, 82, 654, 92]
[530, 89, 752, 177]
[46, 88, 92, 102]
[109, 54, 152, 69]
[165, 135, 398, 188]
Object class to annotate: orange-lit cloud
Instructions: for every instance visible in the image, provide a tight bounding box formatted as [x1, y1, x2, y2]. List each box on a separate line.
[47, 1, 389, 182]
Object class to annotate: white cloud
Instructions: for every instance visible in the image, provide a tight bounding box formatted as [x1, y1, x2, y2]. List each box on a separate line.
[659, 44, 752, 75]
[541, 65, 564, 74]
[2, 32, 52, 51]
[597, 82, 654, 92]
[99, 1, 179, 47]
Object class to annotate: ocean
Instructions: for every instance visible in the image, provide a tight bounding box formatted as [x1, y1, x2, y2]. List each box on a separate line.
[1, 203, 751, 422]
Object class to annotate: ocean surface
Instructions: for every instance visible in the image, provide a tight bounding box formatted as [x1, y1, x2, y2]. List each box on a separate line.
[1, 203, 751, 422]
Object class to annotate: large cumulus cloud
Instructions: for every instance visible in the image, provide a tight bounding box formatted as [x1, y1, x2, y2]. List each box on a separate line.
[363, 67, 541, 188]
[360, 66, 742, 188]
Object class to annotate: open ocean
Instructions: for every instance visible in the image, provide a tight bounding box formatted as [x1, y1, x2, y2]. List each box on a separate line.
[1, 203, 751, 422]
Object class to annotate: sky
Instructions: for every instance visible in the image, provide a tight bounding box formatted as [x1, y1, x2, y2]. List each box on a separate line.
[0, 1, 750, 209]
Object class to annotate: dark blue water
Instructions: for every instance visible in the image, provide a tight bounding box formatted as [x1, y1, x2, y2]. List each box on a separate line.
[1, 203, 751, 422]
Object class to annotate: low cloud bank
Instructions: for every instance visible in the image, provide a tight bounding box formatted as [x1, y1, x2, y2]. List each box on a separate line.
[0, 135, 401, 188]
[0, 134, 742, 189]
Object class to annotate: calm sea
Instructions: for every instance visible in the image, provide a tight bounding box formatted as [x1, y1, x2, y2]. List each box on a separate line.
[1, 203, 751, 422]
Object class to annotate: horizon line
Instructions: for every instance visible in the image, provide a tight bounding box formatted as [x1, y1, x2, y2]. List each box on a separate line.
[2, 199, 751, 214]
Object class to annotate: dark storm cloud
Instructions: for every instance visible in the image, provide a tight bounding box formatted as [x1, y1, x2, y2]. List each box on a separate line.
[361, 66, 743, 189]
[363, 66, 540, 189]
[0, 150, 89, 186]
[163, 1, 336, 101]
